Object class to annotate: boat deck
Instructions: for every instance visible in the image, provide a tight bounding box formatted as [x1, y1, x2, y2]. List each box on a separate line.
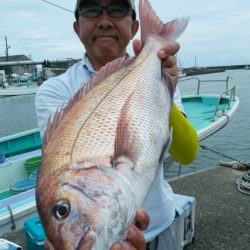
[1, 166, 249, 249]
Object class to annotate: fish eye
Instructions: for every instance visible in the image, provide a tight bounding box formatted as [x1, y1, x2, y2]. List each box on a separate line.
[52, 200, 71, 220]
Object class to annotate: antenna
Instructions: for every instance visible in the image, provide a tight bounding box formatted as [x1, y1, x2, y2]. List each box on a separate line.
[40, 0, 74, 13]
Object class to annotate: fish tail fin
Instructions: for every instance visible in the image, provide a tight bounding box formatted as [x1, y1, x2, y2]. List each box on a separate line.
[139, 0, 189, 43]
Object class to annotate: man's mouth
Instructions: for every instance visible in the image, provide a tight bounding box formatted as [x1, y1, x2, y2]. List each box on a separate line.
[93, 33, 118, 41]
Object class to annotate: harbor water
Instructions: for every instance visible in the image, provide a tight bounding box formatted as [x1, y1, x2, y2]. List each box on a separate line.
[0, 69, 249, 178]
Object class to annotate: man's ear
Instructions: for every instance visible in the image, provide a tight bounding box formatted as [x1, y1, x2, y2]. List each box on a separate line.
[73, 21, 80, 37]
[131, 20, 139, 39]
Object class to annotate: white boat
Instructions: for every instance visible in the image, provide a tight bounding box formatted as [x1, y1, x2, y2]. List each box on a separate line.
[179, 76, 239, 141]
[0, 129, 41, 235]
[0, 83, 38, 97]
[0, 76, 239, 236]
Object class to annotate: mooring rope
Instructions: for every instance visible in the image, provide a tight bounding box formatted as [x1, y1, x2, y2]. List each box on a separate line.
[236, 172, 250, 196]
[199, 144, 250, 169]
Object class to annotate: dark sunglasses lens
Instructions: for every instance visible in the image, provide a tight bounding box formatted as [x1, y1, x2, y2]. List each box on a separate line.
[80, 6, 102, 18]
[79, 5, 130, 18]
[107, 6, 129, 18]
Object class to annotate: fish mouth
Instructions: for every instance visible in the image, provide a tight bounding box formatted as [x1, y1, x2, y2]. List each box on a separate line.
[76, 230, 95, 250]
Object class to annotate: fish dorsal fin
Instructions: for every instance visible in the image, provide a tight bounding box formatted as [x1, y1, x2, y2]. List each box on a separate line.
[88, 56, 134, 88]
[43, 56, 134, 149]
[139, 0, 189, 43]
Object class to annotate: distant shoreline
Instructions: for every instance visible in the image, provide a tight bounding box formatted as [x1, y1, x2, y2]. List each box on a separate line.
[182, 64, 248, 76]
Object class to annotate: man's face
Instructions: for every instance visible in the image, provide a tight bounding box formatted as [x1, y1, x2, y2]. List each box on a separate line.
[73, 0, 139, 70]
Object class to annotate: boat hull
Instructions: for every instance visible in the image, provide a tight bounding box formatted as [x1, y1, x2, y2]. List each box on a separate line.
[0, 85, 38, 97]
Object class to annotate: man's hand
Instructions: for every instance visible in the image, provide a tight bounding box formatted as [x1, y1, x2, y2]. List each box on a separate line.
[44, 209, 149, 250]
[133, 39, 180, 86]
[111, 208, 149, 250]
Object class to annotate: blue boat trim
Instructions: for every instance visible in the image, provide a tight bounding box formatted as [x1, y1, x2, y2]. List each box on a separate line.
[0, 189, 35, 210]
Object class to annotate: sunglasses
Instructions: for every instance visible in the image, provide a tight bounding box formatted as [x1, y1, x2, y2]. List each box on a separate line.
[78, 4, 133, 19]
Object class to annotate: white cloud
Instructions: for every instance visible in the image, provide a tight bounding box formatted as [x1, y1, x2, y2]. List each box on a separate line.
[0, 0, 250, 66]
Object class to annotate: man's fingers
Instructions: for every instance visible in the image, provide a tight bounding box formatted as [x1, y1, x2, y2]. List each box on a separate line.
[161, 55, 179, 86]
[157, 42, 180, 59]
[134, 208, 149, 231]
[162, 55, 177, 68]
[44, 239, 55, 250]
[126, 224, 146, 250]
[112, 242, 136, 250]
[133, 40, 179, 61]
[110, 224, 145, 250]
[132, 39, 142, 56]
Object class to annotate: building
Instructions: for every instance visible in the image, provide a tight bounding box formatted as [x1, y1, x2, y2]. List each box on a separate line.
[0, 55, 36, 75]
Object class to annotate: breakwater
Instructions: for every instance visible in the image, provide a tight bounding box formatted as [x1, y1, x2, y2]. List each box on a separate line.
[183, 64, 247, 76]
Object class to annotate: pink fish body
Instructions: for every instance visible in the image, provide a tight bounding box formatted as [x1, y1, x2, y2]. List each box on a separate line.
[36, 0, 188, 249]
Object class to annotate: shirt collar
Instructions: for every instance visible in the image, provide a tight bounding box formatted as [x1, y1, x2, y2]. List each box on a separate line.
[81, 53, 131, 75]
[81, 54, 96, 75]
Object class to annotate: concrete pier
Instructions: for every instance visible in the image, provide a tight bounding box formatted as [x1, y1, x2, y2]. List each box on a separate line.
[170, 166, 250, 250]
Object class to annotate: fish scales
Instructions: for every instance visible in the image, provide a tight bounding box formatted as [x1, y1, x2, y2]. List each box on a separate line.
[72, 45, 165, 168]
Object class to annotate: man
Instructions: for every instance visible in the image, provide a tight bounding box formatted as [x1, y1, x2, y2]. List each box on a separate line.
[36, 0, 182, 249]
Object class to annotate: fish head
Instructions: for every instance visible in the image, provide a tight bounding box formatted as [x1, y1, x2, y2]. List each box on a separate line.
[46, 198, 96, 250]
[37, 163, 135, 250]
[36, 168, 98, 250]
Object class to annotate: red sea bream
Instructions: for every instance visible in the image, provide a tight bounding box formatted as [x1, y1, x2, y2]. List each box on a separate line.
[36, 0, 189, 249]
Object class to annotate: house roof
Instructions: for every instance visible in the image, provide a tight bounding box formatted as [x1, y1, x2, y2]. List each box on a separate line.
[0, 55, 31, 62]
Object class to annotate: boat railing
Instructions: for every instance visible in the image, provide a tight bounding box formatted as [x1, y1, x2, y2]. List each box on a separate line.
[180, 76, 237, 122]
[211, 85, 236, 121]
[179, 76, 234, 95]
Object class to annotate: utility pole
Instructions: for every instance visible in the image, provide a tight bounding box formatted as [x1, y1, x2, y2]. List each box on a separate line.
[4, 36, 11, 77]
[5, 35, 11, 62]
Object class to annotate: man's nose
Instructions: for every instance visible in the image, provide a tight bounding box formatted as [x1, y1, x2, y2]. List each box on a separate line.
[97, 10, 113, 28]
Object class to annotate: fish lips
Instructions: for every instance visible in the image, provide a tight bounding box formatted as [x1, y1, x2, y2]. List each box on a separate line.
[76, 230, 96, 250]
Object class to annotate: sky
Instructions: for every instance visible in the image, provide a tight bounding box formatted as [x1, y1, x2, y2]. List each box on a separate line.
[0, 0, 250, 68]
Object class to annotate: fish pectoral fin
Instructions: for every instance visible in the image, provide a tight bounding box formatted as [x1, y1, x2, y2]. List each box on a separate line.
[112, 93, 139, 167]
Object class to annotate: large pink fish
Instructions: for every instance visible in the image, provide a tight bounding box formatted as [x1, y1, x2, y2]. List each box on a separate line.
[36, 0, 188, 249]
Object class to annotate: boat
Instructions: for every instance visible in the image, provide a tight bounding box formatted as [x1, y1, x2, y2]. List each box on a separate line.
[0, 129, 41, 235]
[0, 83, 38, 97]
[0, 76, 239, 236]
[179, 76, 239, 141]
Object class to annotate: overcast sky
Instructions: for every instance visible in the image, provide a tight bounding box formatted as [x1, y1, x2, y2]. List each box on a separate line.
[0, 0, 250, 67]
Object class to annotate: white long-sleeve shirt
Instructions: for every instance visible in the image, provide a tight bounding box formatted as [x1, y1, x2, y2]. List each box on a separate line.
[35, 55, 184, 241]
